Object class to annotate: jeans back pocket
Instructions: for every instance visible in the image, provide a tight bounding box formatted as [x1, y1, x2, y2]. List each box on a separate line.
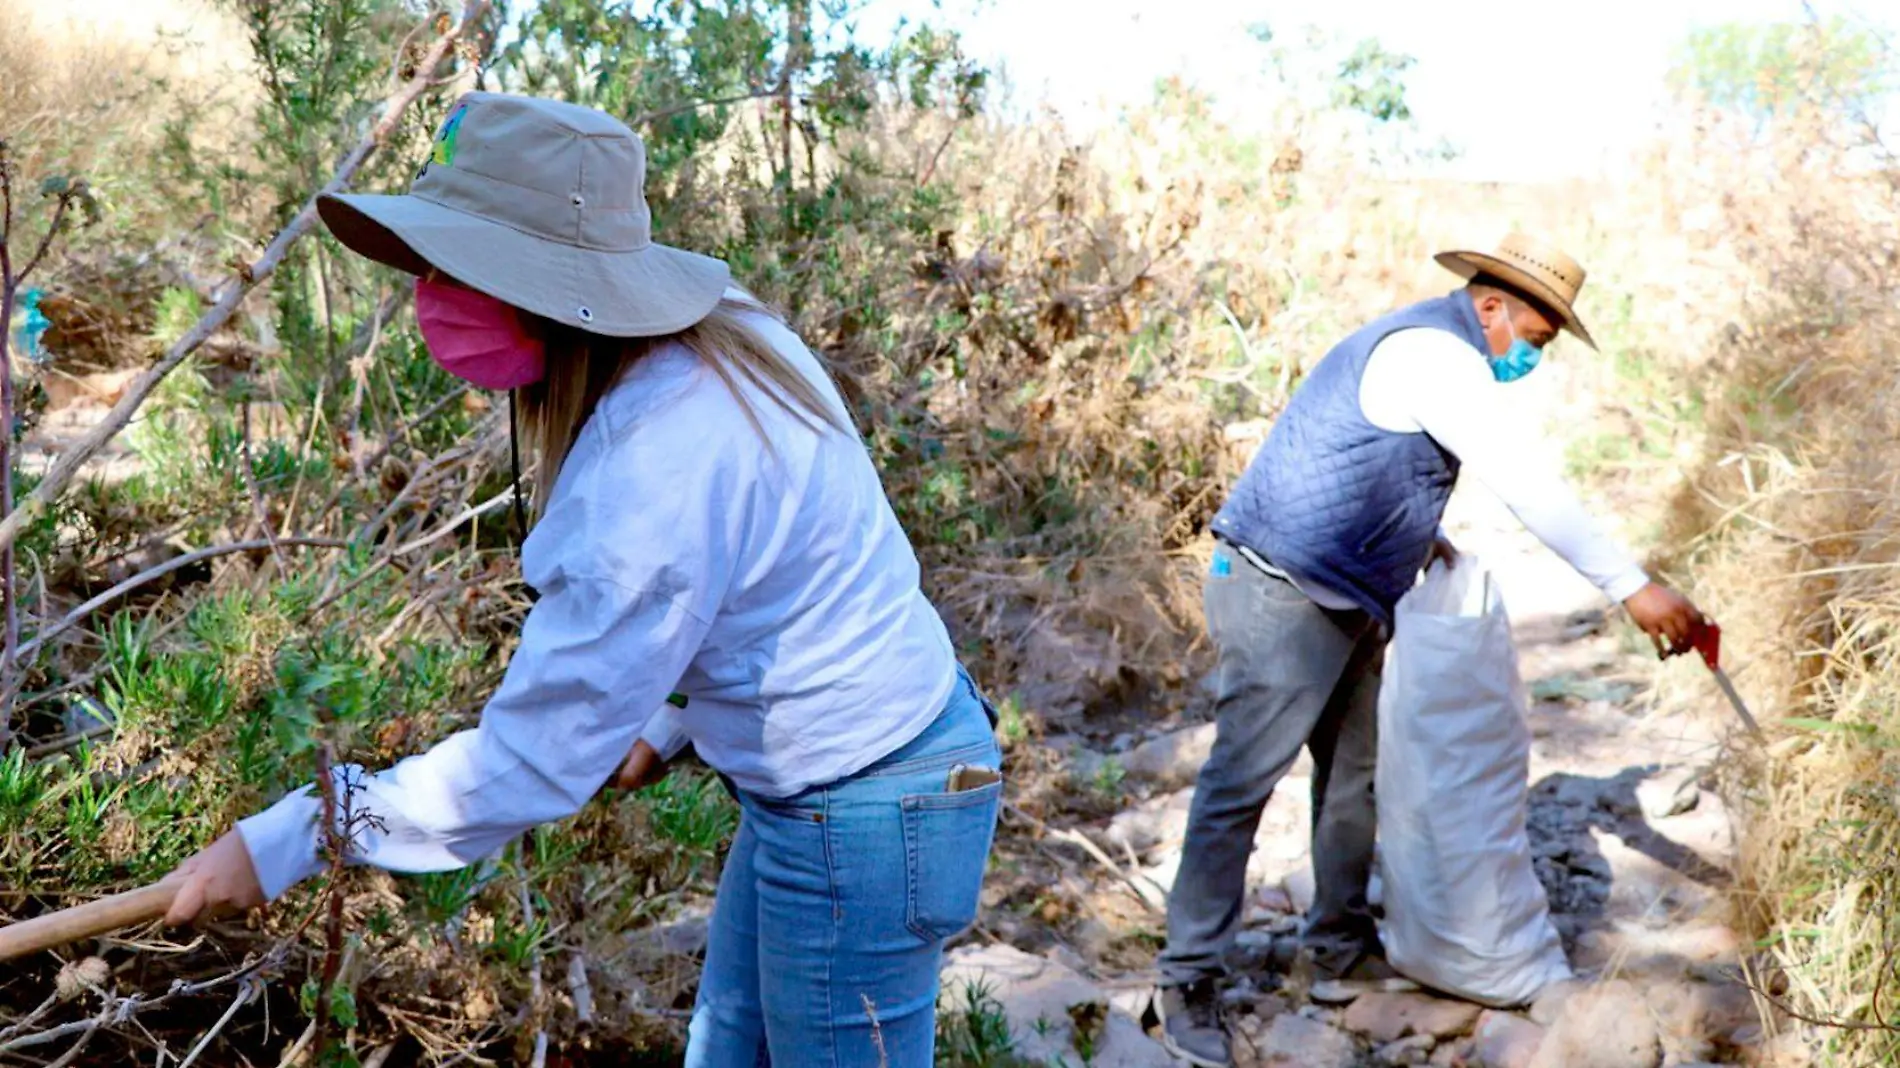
[900, 781, 1002, 943]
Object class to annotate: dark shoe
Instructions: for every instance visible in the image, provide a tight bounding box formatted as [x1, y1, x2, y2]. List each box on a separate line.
[1307, 950, 1418, 1005]
[1157, 978, 1232, 1067]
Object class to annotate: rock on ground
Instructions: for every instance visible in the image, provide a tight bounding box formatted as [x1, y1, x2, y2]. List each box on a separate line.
[1344, 991, 1483, 1043]
[1376, 1034, 1438, 1065]
[1473, 1011, 1546, 1068]
[1238, 1012, 1358, 1068]
[1105, 788, 1195, 855]
[1637, 766, 1702, 819]
[1123, 724, 1217, 786]
[1526, 979, 1661, 1068]
[940, 944, 1172, 1068]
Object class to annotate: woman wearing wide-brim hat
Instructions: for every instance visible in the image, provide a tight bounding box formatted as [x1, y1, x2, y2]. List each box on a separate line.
[160, 92, 1004, 1067]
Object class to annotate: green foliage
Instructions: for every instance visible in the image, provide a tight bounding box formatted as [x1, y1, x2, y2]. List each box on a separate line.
[633, 767, 740, 874]
[493, 0, 984, 252]
[1673, 17, 1893, 124]
[406, 864, 493, 929]
[151, 286, 206, 346]
[486, 904, 551, 967]
[993, 695, 1030, 750]
[1333, 38, 1415, 123]
[299, 977, 361, 1032]
[935, 979, 1033, 1067]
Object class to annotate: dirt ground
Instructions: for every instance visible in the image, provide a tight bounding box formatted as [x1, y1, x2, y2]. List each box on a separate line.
[950, 480, 1781, 1068]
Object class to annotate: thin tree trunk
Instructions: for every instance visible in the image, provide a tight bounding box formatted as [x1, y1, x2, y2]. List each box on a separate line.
[0, 279, 15, 746]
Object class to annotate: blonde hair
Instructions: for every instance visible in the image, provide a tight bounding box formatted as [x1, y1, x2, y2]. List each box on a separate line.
[515, 296, 851, 516]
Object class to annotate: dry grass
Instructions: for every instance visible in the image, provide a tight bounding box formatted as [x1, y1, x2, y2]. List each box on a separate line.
[1638, 95, 1900, 1060]
[0, 0, 249, 177]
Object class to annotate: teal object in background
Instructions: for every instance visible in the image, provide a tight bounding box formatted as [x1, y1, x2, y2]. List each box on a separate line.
[12, 288, 52, 364]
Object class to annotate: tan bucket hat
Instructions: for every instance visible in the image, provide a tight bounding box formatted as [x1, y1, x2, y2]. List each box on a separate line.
[317, 92, 731, 338]
[1434, 232, 1596, 350]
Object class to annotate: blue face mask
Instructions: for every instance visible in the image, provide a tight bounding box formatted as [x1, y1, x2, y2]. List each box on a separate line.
[1489, 312, 1543, 383]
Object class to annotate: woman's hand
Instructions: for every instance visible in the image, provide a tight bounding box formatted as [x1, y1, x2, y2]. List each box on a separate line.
[612, 739, 671, 792]
[162, 830, 266, 926]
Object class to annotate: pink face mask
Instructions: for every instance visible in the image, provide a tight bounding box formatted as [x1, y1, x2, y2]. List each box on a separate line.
[414, 276, 547, 390]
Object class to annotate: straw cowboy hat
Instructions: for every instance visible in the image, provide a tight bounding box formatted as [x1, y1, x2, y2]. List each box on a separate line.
[1434, 233, 1597, 350]
[317, 92, 731, 338]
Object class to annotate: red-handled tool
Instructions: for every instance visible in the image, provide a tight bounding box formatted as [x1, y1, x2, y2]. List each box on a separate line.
[1691, 621, 1764, 743]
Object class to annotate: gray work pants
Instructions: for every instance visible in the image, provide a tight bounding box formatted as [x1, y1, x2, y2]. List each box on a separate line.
[1158, 542, 1385, 985]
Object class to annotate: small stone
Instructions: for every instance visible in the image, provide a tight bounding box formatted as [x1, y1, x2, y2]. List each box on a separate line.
[1235, 928, 1276, 951]
[1532, 837, 1570, 861]
[1569, 852, 1614, 881]
[1104, 982, 1152, 1023]
[1529, 979, 1583, 1027]
[1255, 884, 1296, 914]
[1377, 1034, 1438, 1065]
[1473, 1011, 1546, 1068]
[1222, 977, 1262, 1007]
[1286, 866, 1317, 914]
[1637, 769, 1701, 820]
[1105, 788, 1194, 855]
[1527, 979, 1660, 1068]
[1257, 1012, 1359, 1068]
[1431, 1039, 1474, 1067]
[1345, 992, 1484, 1043]
[1122, 724, 1217, 787]
[1045, 943, 1092, 976]
[626, 907, 711, 958]
[1758, 1031, 1814, 1067]
[1555, 777, 1607, 810]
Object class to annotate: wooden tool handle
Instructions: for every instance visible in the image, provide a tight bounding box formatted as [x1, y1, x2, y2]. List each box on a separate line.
[0, 883, 178, 961]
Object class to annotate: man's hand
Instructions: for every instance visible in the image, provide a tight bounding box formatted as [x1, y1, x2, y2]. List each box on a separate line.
[612, 739, 671, 792]
[1426, 535, 1459, 571]
[1622, 581, 1705, 659]
[162, 830, 265, 926]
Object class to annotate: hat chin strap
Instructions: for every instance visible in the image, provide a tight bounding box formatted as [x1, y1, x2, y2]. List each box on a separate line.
[508, 389, 535, 592]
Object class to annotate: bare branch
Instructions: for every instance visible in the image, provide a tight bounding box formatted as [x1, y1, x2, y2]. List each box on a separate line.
[176, 979, 259, 1068]
[11, 537, 347, 664]
[633, 88, 782, 127]
[0, 1, 492, 560]
[15, 189, 75, 287]
[518, 849, 548, 1068]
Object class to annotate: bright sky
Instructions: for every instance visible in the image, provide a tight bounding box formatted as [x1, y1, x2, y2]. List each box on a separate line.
[858, 0, 1893, 181]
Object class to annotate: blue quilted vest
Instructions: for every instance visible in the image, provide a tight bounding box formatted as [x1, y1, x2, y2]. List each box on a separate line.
[1209, 291, 1489, 625]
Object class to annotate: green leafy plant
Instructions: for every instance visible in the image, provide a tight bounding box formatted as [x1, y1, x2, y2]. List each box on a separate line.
[934, 978, 1033, 1068]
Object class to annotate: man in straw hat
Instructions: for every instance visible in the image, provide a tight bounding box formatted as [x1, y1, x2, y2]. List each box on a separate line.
[158, 92, 1004, 1067]
[1156, 234, 1706, 1066]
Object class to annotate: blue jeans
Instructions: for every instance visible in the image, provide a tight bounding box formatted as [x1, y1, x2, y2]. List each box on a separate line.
[684, 670, 1003, 1067]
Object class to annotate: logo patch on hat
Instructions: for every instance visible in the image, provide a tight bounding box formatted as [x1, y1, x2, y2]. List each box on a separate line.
[430, 103, 470, 168]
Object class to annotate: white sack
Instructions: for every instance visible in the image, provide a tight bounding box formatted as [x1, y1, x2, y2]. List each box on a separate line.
[1375, 556, 1571, 1007]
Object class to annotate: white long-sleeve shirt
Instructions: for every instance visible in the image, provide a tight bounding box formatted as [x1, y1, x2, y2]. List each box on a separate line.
[238, 305, 956, 900]
[1274, 326, 1649, 609]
